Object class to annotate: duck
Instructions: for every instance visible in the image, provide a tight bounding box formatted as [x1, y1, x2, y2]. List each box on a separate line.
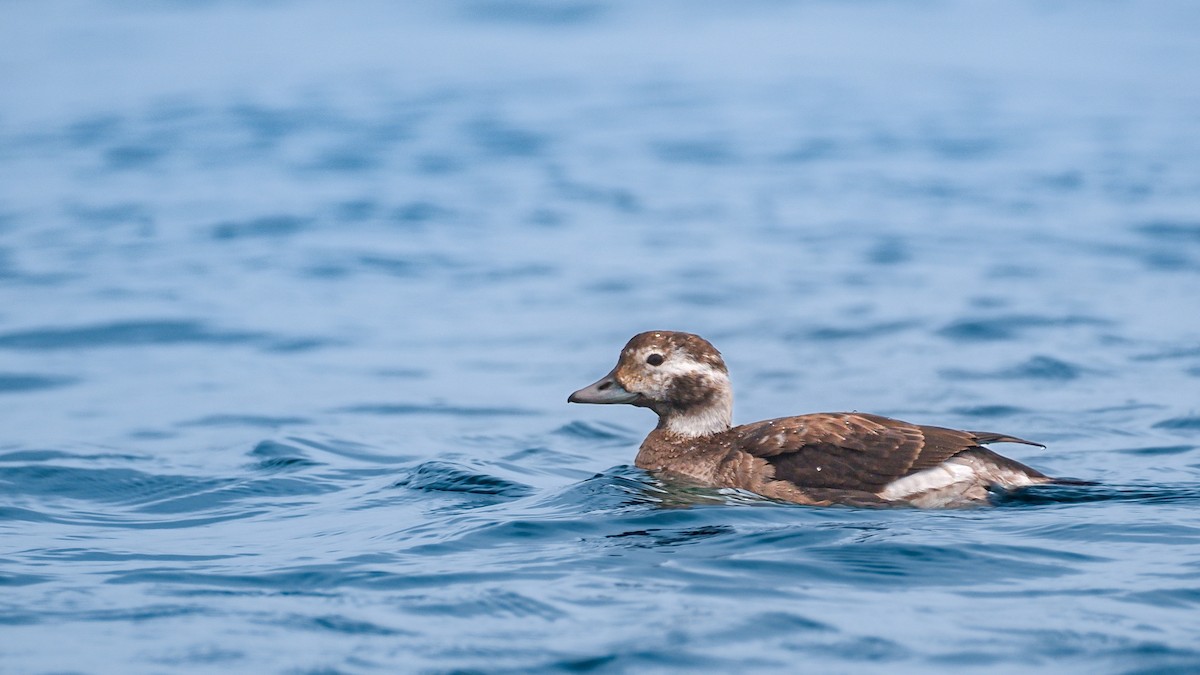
[568, 330, 1065, 507]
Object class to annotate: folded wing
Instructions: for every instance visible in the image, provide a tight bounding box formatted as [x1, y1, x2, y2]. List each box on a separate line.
[734, 412, 1043, 494]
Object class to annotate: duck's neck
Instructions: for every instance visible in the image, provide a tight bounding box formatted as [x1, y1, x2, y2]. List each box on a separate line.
[657, 388, 733, 438]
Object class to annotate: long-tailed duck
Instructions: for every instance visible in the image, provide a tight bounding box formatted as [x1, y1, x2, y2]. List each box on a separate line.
[568, 331, 1064, 508]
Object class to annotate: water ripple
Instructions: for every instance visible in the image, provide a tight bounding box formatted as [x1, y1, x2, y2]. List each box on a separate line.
[0, 372, 78, 393]
[394, 461, 534, 498]
[0, 320, 263, 350]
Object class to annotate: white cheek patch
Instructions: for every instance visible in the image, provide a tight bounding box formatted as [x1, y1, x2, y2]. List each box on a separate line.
[651, 352, 725, 381]
[626, 347, 734, 437]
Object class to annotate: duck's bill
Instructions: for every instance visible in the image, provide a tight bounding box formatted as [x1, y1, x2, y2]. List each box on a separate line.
[568, 370, 640, 404]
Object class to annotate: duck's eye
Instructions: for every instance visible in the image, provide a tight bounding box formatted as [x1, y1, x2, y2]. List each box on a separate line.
[646, 353, 664, 366]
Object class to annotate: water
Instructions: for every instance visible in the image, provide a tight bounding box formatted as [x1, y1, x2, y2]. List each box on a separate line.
[2, 1, 1200, 672]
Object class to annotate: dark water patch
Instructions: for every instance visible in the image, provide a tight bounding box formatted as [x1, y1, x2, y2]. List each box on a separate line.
[392, 200, 453, 224]
[651, 138, 737, 165]
[307, 146, 380, 173]
[925, 134, 1000, 160]
[0, 464, 231, 506]
[1123, 587, 1200, 609]
[495, 445, 589, 473]
[58, 605, 211, 624]
[249, 439, 309, 459]
[941, 355, 1089, 381]
[336, 402, 537, 417]
[33, 549, 235, 563]
[968, 542, 1108, 565]
[395, 461, 534, 498]
[1132, 346, 1200, 362]
[792, 541, 1074, 585]
[949, 404, 1030, 418]
[703, 610, 835, 642]
[282, 613, 414, 637]
[792, 320, 918, 342]
[938, 314, 1109, 342]
[357, 253, 463, 277]
[994, 483, 1200, 508]
[263, 337, 337, 353]
[332, 198, 378, 222]
[103, 511, 271, 530]
[105, 566, 531, 593]
[0, 572, 51, 587]
[603, 524, 735, 548]
[865, 237, 911, 265]
[0, 449, 79, 462]
[988, 627, 1200, 665]
[1140, 249, 1195, 271]
[357, 254, 419, 277]
[1014, 518, 1200, 544]
[137, 475, 335, 514]
[414, 152, 463, 174]
[805, 635, 912, 664]
[466, 118, 548, 158]
[147, 645, 246, 667]
[1125, 662, 1200, 675]
[1119, 445, 1195, 457]
[776, 137, 840, 162]
[544, 649, 766, 673]
[68, 202, 155, 229]
[302, 261, 350, 279]
[0, 612, 40, 626]
[128, 429, 178, 440]
[373, 367, 428, 379]
[247, 439, 321, 472]
[404, 589, 565, 621]
[527, 208, 565, 226]
[0, 372, 78, 393]
[0, 320, 265, 350]
[1135, 220, 1200, 244]
[177, 414, 313, 429]
[582, 277, 638, 294]
[1032, 170, 1084, 192]
[511, 468, 667, 514]
[0, 460, 334, 520]
[67, 114, 123, 147]
[1153, 416, 1200, 431]
[105, 143, 167, 169]
[211, 215, 310, 240]
[0, 506, 57, 523]
[550, 170, 640, 212]
[284, 436, 411, 464]
[461, 262, 557, 284]
[463, 0, 606, 26]
[552, 420, 636, 442]
[229, 103, 316, 148]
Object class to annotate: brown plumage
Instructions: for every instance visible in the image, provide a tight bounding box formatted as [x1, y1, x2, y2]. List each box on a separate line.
[568, 331, 1058, 507]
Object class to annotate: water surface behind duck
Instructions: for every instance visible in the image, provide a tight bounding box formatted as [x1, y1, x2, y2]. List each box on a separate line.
[2, 1, 1200, 672]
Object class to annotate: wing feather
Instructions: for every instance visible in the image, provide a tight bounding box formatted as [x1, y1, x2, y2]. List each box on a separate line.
[732, 412, 1040, 493]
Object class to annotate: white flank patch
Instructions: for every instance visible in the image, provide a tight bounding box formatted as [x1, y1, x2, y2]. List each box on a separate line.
[878, 455, 1042, 501]
[877, 463, 977, 501]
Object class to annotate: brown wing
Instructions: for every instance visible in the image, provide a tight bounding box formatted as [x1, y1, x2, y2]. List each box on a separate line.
[733, 412, 1042, 494]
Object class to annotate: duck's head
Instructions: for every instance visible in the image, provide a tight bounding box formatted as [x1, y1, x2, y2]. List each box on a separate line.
[568, 331, 733, 438]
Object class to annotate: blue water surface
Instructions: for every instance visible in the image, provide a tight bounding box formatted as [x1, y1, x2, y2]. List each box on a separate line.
[2, 1, 1200, 672]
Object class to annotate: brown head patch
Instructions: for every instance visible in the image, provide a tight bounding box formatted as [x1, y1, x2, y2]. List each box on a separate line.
[621, 331, 728, 374]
